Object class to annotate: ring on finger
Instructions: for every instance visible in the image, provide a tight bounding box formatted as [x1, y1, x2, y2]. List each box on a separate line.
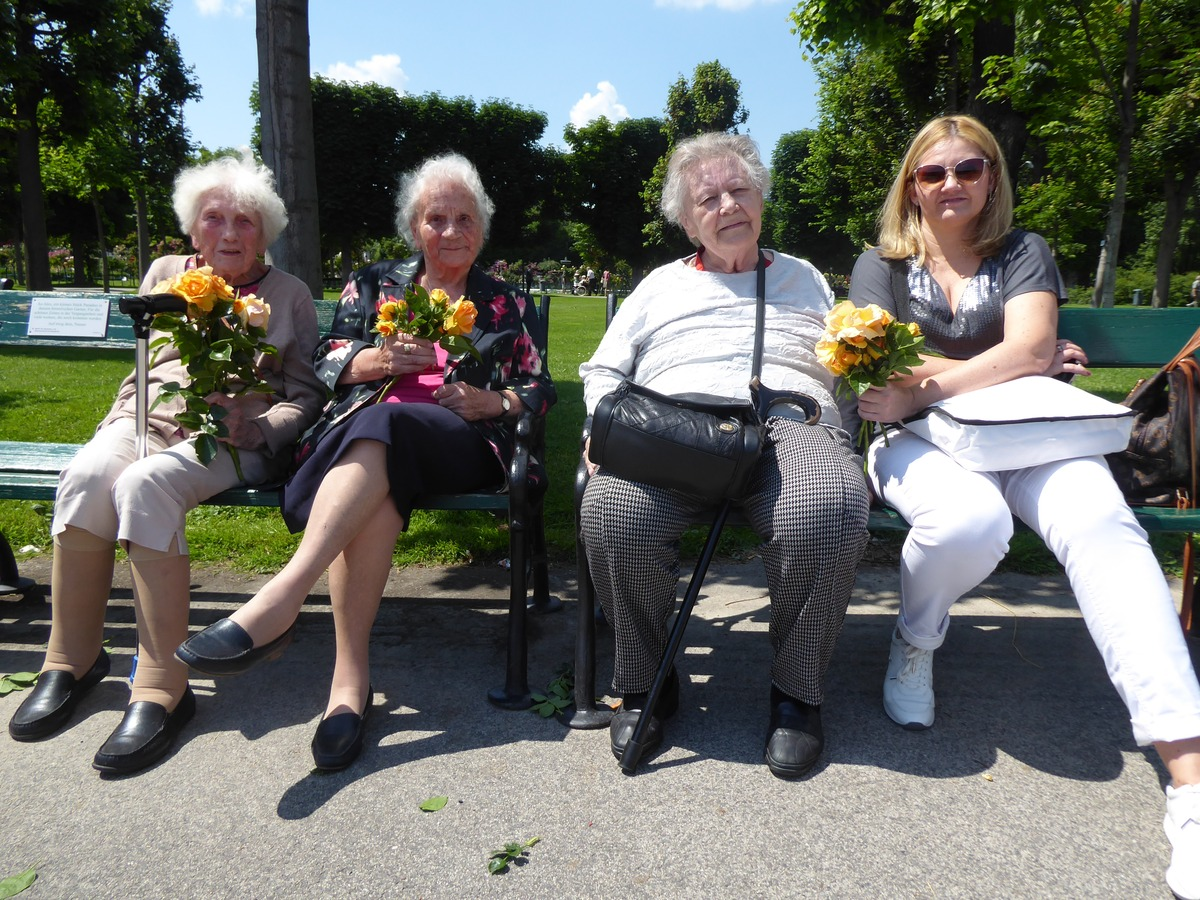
[403, 343, 412, 355]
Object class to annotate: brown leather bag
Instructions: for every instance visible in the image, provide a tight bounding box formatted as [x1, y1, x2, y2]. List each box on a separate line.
[1105, 325, 1200, 631]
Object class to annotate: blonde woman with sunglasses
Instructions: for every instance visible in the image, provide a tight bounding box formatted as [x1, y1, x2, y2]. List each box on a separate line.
[849, 114, 1200, 899]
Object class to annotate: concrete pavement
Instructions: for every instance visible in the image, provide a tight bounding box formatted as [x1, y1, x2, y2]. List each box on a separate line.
[0, 553, 1195, 898]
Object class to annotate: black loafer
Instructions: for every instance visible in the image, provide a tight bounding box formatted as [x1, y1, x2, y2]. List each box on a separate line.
[311, 687, 373, 771]
[764, 693, 824, 780]
[609, 669, 680, 763]
[8, 650, 110, 742]
[175, 617, 295, 676]
[92, 688, 196, 775]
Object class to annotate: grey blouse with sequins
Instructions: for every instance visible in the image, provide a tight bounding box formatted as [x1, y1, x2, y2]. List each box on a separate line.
[848, 230, 1068, 359]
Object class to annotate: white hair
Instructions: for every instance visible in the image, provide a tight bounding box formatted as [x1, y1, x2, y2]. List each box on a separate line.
[394, 153, 494, 247]
[172, 149, 289, 246]
[660, 132, 769, 236]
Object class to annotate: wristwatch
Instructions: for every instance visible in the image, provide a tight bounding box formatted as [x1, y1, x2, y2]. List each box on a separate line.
[498, 393, 511, 416]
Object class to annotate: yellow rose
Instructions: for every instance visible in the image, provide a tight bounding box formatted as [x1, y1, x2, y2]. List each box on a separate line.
[171, 267, 232, 316]
[427, 288, 452, 309]
[906, 321, 923, 337]
[443, 298, 478, 337]
[815, 336, 847, 375]
[375, 319, 398, 337]
[378, 300, 405, 323]
[835, 304, 892, 344]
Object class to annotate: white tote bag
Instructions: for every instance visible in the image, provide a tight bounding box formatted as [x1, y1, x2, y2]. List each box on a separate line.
[900, 375, 1135, 472]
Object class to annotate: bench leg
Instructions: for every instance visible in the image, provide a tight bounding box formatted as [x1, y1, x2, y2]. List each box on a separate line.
[526, 502, 561, 614]
[489, 505, 533, 710]
[563, 539, 614, 729]
[0, 532, 37, 598]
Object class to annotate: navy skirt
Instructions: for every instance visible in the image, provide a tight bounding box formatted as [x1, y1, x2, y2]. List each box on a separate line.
[280, 402, 503, 533]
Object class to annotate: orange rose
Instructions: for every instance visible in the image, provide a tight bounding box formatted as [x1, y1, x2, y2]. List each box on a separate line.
[443, 298, 478, 337]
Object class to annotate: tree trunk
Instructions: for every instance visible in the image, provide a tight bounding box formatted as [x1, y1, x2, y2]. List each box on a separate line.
[1152, 168, 1198, 308]
[92, 193, 110, 292]
[1090, 0, 1140, 308]
[256, 0, 322, 297]
[135, 183, 151, 281]
[14, 101, 52, 291]
[341, 235, 354, 286]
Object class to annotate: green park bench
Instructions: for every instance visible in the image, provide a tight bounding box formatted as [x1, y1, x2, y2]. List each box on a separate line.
[0, 288, 560, 709]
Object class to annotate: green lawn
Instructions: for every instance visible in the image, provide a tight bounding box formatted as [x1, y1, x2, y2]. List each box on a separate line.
[0, 297, 1189, 578]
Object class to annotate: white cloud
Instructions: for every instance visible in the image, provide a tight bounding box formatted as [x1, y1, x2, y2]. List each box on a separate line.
[321, 54, 409, 91]
[654, 0, 783, 9]
[194, 0, 252, 16]
[569, 82, 630, 128]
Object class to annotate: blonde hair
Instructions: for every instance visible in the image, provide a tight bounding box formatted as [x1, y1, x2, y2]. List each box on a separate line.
[875, 114, 1013, 264]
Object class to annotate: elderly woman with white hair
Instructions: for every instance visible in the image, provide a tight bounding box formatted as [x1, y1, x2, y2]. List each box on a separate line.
[579, 132, 869, 778]
[7, 153, 326, 775]
[176, 152, 557, 771]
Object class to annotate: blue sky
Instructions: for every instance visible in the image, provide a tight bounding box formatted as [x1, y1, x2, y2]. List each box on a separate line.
[167, 0, 821, 160]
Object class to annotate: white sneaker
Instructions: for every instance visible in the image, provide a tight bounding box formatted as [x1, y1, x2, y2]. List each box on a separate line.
[883, 628, 935, 729]
[1166, 783, 1200, 900]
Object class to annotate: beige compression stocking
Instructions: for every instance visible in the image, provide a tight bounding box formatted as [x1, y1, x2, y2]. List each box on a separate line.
[44, 525, 116, 676]
[126, 539, 191, 709]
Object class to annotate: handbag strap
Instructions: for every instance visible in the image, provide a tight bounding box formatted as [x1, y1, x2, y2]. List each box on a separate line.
[1167, 324, 1200, 371]
[751, 250, 766, 380]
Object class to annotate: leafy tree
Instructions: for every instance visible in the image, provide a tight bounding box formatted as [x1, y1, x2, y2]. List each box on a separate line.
[310, 76, 408, 283]
[763, 130, 858, 276]
[642, 60, 750, 254]
[563, 116, 668, 280]
[2, 0, 130, 288]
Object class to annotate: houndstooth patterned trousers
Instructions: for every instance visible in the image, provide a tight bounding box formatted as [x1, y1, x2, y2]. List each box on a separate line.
[581, 419, 870, 705]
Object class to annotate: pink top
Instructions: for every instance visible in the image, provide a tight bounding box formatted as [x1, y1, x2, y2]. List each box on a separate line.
[380, 343, 448, 404]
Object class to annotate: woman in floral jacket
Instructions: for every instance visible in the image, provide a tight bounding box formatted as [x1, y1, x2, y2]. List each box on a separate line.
[177, 153, 555, 770]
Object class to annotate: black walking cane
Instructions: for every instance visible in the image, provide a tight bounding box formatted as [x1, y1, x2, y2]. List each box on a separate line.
[117, 293, 188, 683]
[619, 498, 734, 773]
[118, 293, 189, 459]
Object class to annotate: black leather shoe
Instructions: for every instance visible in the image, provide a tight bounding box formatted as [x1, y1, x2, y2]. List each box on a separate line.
[8, 650, 110, 742]
[764, 689, 824, 779]
[92, 688, 196, 775]
[311, 687, 373, 771]
[175, 617, 295, 676]
[609, 668, 680, 763]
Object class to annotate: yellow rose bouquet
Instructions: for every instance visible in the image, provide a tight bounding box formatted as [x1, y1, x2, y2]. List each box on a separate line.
[373, 283, 481, 361]
[148, 266, 277, 475]
[816, 300, 925, 455]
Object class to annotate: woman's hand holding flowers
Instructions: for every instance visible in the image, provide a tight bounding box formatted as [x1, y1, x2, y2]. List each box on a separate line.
[857, 382, 921, 424]
[375, 334, 437, 377]
[816, 300, 926, 456]
[204, 391, 270, 450]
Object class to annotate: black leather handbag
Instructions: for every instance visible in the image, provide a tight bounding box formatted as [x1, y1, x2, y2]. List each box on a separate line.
[586, 252, 820, 502]
[588, 381, 765, 502]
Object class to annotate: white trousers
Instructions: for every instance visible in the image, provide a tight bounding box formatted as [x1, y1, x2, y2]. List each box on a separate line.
[52, 417, 273, 554]
[869, 429, 1200, 746]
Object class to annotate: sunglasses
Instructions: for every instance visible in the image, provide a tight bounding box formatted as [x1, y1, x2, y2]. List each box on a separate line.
[913, 157, 990, 187]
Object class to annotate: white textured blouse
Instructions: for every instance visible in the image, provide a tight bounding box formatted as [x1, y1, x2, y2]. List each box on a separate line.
[580, 251, 843, 429]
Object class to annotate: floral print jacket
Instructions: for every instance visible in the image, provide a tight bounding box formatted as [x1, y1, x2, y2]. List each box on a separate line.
[294, 254, 556, 487]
